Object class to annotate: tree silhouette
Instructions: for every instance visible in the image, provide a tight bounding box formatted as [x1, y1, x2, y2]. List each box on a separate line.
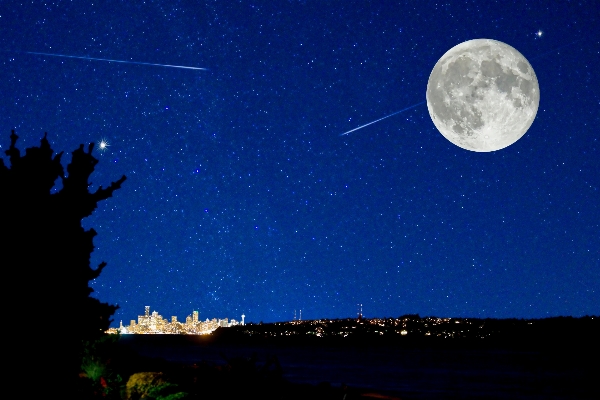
[0, 130, 126, 393]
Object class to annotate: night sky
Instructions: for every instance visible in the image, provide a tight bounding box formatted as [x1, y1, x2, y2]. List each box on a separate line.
[1, 1, 598, 326]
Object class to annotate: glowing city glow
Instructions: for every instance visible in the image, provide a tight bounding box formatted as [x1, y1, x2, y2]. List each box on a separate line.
[107, 305, 245, 334]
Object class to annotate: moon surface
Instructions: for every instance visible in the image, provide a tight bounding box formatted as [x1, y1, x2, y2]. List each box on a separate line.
[427, 39, 539, 152]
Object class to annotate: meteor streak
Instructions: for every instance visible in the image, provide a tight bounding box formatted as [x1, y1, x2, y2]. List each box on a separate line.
[339, 101, 425, 136]
[23, 51, 208, 71]
[530, 39, 584, 61]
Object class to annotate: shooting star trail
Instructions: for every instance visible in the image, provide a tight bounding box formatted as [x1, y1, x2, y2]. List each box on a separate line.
[22, 51, 208, 71]
[339, 101, 426, 136]
[530, 39, 584, 61]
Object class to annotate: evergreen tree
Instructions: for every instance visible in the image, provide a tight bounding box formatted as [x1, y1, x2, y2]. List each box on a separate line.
[0, 130, 126, 394]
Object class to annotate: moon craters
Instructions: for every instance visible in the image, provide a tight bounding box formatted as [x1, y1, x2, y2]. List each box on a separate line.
[427, 39, 539, 152]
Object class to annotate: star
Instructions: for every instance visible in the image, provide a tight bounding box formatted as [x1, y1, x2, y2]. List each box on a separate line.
[535, 30, 544, 38]
[97, 138, 110, 153]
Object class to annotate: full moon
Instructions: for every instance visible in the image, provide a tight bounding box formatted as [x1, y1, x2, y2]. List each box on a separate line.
[426, 39, 539, 152]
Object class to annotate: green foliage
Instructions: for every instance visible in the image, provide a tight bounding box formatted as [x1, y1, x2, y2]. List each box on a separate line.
[147, 382, 188, 400]
[126, 372, 167, 400]
[81, 334, 120, 374]
[81, 358, 109, 382]
[81, 334, 124, 397]
[125, 372, 188, 400]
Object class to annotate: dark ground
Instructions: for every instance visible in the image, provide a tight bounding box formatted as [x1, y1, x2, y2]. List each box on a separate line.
[101, 333, 599, 399]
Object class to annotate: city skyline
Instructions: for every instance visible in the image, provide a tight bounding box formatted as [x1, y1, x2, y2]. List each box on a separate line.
[111, 305, 245, 335]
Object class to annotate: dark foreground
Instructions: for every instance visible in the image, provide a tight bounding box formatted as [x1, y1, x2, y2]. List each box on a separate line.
[90, 333, 599, 400]
[78, 334, 381, 399]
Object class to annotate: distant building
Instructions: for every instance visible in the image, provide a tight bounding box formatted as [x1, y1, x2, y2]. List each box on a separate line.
[113, 306, 241, 335]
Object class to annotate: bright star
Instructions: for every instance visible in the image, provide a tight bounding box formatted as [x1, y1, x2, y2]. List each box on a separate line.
[97, 138, 110, 153]
[535, 30, 543, 38]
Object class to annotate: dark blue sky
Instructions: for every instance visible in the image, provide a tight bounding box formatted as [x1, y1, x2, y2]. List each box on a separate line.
[1, 1, 598, 325]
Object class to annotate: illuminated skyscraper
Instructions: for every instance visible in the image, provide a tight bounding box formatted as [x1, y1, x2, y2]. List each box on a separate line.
[121, 305, 235, 335]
